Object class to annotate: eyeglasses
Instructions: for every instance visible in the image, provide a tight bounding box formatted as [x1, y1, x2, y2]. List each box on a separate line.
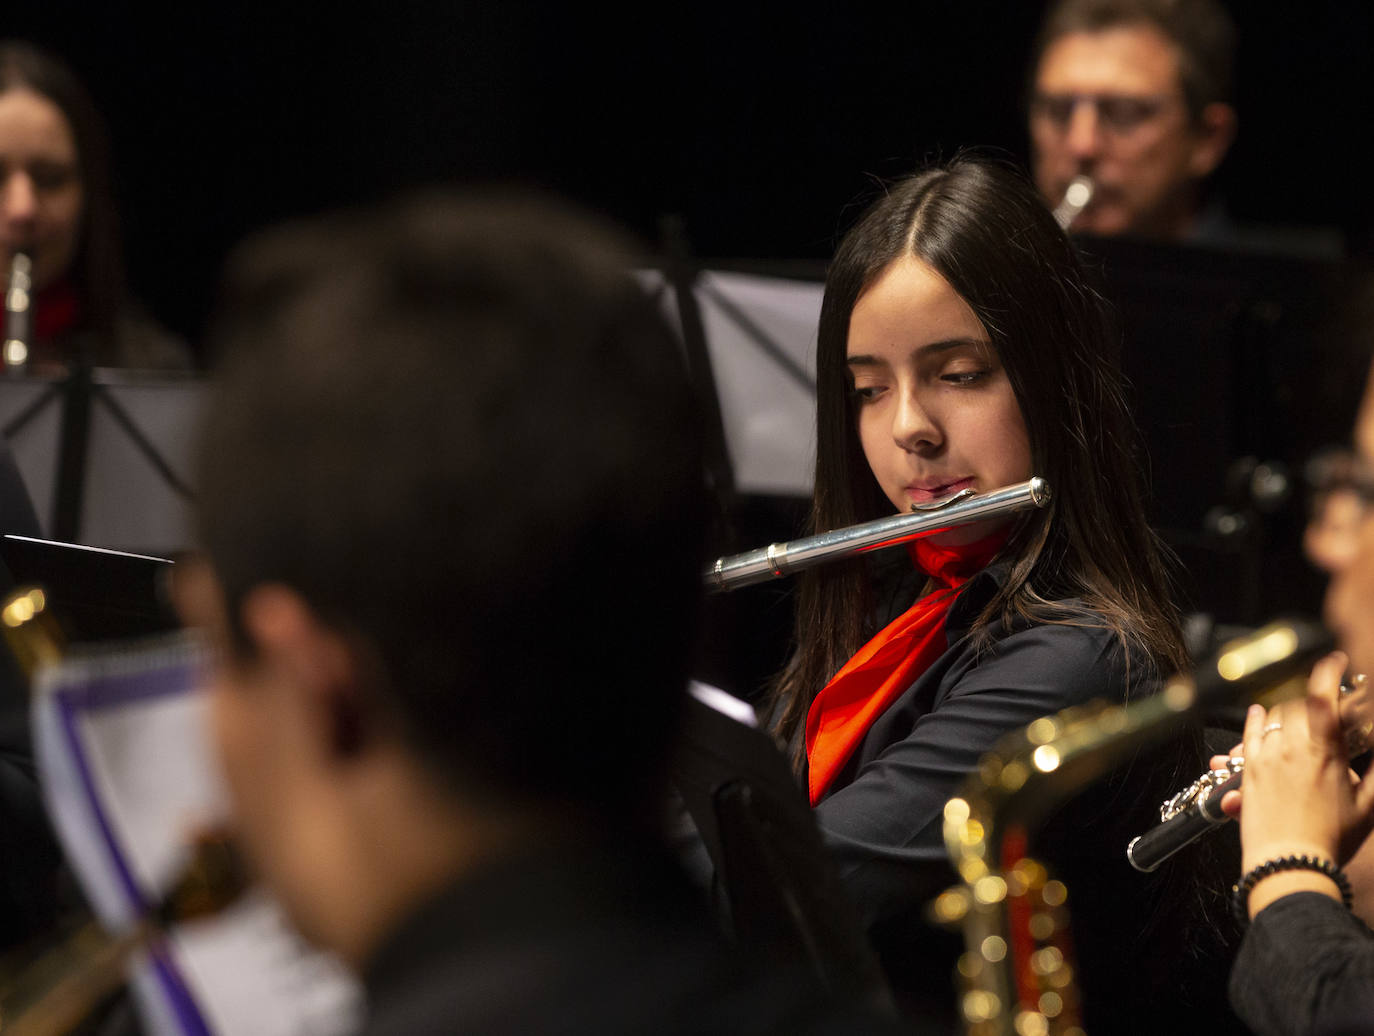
[1307, 449, 1374, 506]
[1029, 92, 1172, 135]
[1307, 448, 1374, 534]
[1305, 449, 1374, 569]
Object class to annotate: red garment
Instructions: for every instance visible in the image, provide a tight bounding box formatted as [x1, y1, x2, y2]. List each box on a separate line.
[32, 278, 82, 343]
[805, 530, 1007, 805]
[3, 278, 83, 372]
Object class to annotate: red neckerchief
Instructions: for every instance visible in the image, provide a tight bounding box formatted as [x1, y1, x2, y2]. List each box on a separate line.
[804, 529, 1008, 805]
[33, 278, 82, 344]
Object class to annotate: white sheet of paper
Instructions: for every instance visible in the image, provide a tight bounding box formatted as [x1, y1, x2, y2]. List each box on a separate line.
[33, 633, 362, 1035]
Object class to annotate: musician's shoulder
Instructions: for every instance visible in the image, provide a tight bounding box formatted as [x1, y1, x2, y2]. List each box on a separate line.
[360, 839, 911, 1036]
[952, 608, 1146, 707]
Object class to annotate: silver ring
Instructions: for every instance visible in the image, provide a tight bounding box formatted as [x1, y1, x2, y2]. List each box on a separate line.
[1341, 672, 1368, 696]
[1261, 722, 1284, 738]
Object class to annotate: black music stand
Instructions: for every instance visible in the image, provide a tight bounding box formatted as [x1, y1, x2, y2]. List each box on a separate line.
[671, 692, 892, 1011]
[0, 366, 202, 554]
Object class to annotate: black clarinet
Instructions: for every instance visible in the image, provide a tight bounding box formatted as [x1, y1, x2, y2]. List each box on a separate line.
[1127, 760, 1244, 872]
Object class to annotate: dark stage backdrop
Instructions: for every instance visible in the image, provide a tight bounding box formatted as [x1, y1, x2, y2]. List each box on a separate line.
[8, 1, 1373, 351]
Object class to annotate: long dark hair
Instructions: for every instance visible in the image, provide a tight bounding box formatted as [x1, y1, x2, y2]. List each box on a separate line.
[770, 156, 1187, 762]
[0, 41, 125, 350]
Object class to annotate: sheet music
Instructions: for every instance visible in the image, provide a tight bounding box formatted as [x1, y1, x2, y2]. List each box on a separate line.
[33, 633, 362, 1035]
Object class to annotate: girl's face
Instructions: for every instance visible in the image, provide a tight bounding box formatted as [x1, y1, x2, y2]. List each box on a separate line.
[846, 255, 1032, 545]
[0, 87, 84, 292]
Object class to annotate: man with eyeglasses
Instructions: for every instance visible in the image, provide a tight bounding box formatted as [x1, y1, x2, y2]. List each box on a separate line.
[1027, 0, 1236, 241]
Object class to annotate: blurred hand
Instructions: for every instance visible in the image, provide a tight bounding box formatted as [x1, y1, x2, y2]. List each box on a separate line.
[1217, 652, 1373, 824]
[1238, 651, 1374, 871]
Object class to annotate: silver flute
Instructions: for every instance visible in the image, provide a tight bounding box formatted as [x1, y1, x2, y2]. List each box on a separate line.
[704, 476, 1052, 593]
[4, 251, 33, 371]
[1052, 175, 1095, 231]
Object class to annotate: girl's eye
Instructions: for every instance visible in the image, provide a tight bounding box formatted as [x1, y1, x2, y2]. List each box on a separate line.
[852, 384, 885, 402]
[941, 369, 988, 385]
[28, 163, 75, 192]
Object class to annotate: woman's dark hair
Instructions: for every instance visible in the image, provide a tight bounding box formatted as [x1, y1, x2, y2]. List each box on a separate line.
[770, 156, 1188, 763]
[0, 41, 124, 347]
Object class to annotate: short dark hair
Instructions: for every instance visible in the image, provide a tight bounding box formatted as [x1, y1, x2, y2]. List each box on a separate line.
[770, 156, 1186, 758]
[196, 193, 706, 823]
[1031, 0, 1237, 118]
[0, 41, 125, 344]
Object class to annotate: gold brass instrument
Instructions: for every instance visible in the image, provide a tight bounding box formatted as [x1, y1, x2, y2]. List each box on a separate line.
[0, 831, 247, 1036]
[1, 587, 63, 671]
[936, 620, 1332, 1036]
[0, 586, 250, 1035]
[705, 477, 1052, 593]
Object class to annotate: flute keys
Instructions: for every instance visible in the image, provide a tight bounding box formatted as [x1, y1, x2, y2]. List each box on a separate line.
[1158, 761, 1243, 822]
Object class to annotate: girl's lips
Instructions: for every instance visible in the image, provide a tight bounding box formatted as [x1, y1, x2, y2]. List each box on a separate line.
[904, 477, 974, 504]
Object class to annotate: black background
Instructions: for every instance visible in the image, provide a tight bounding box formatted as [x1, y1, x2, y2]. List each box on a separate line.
[8, 1, 1374, 347]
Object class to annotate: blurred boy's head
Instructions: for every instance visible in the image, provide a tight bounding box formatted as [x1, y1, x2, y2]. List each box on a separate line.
[185, 194, 705, 960]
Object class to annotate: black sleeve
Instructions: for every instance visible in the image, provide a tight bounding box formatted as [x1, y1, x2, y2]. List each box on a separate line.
[1229, 892, 1374, 1036]
[812, 622, 1127, 929]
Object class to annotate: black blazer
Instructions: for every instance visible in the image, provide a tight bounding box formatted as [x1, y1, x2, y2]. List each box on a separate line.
[360, 840, 908, 1035]
[807, 563, 1231, 1032]
[811, 564, 1143, 927]
[1231, 891, 1374, 1036]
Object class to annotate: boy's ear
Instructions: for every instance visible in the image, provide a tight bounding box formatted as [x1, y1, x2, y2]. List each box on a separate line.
[240, 585, 372, 760]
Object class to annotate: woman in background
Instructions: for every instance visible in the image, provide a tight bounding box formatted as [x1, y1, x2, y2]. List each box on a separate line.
[768, 156, 1235, 1030]
[1224, 365, 1374, 1035]
[0, 40, 189, 371]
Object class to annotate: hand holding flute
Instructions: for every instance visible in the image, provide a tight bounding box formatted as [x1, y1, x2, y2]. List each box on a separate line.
[1221, 651, 1374, 920]
[1127, 650, 1374, 872]
[1210, 655, 1373, 813]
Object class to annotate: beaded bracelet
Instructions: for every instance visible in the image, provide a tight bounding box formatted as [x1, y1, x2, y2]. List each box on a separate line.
[1232, 853, 1353, 923]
